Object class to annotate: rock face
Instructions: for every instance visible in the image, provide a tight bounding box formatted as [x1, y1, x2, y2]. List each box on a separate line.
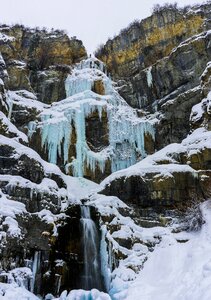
[96, 4, 211, 150]
[0, 25, 87, 104]
[96, 4, 211, 108]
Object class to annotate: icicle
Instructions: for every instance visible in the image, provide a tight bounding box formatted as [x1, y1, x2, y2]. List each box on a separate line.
[7, 99, 13, 121]
[56, 275, 62, 295]
[27, 121, 37, 139]
[100, 225, 111, 292]
[146, 66, 153, 87]
[30, 251, 41, 293]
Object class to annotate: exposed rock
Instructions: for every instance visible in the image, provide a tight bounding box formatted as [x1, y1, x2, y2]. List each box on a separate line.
[85, 109, 109, 151]
[101, 170, 200, 209]
[96, 4, 211, 109]
[0, 25, 87, 103]
[201, 61, 211, 97]
[0, 111, 28, 143]
[7, 61, 31, 91]
[0, 146, 43, 184]
[94, 5, 211, 156]
[92, 79, 105, 95]
[29, 66, 71, 104]
[7, 90, 46, 134]
[155, 86, 202, 149]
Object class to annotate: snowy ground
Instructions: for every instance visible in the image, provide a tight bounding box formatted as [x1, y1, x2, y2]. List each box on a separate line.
[125, 200, 211, 300]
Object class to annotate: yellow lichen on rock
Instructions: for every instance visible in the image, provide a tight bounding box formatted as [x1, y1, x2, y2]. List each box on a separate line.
[97, 13, 205, 75]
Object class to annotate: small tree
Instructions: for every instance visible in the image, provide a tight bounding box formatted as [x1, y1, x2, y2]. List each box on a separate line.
[152, 2, 178, 13]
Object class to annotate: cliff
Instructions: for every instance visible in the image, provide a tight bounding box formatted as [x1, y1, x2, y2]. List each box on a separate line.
[96, 3, 211, 151]
[0, 24, 87, 104]
[96, 3, 211, 107]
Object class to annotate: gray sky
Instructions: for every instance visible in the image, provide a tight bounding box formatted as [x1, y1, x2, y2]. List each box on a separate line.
[1, 0, 203, 54]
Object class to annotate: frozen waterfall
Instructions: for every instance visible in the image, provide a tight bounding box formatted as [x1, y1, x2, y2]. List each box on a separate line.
[39, 57, 155, 178]
[30, 251, 41, 293]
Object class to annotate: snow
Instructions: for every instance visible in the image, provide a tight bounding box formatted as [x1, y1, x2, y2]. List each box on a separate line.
[0, 189, 26, 218]
[0, 282, 39, 300]
[0, 32, 15, 43]
[64, 176, 99, 204]
[8, 267, 32, 288]
[125, 200, 211, 300]
[54, 288, 111, 300]
[182, 127, 211, 149]
[87, 197, 211, 300]
[206, 91, 211, 114]
[89, 194, 128, 217]
[171, 30, 208, 54]
[0, 189, 25, 238]
[190, 86, 211, 123]
[3, 217, 22, 238]
[0, 134, 63, 176]
[0, 36, 210, 300]
[36, 209, 67, 236]
[7, 175, 65, 198]
[86, 192, 167, 300]
[190, 102, 204, 123]
[7, 90, 48, 112]
[0, 111, 28, 142]
[201, 61, 211, 81]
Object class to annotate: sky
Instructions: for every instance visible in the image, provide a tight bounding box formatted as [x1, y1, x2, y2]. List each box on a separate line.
[1, 0, 204, 54]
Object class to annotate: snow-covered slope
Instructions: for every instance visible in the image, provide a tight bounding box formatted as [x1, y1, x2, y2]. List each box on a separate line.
[126, 200, 211, 300]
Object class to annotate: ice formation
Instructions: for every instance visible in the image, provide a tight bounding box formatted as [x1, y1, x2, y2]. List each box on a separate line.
[39, 58, 155, 177]
[30, 251, 41, 293]
[146, 66, 153, 87]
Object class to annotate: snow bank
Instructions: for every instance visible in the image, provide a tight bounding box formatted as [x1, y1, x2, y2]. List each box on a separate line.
[54, 288, 111, 300]
[125, 200, 211, 300]
[0, 282, 39, 300]
[7, 90, 48, 112]
[0, 189, 25, 237]
[0, 111, 28, 143]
